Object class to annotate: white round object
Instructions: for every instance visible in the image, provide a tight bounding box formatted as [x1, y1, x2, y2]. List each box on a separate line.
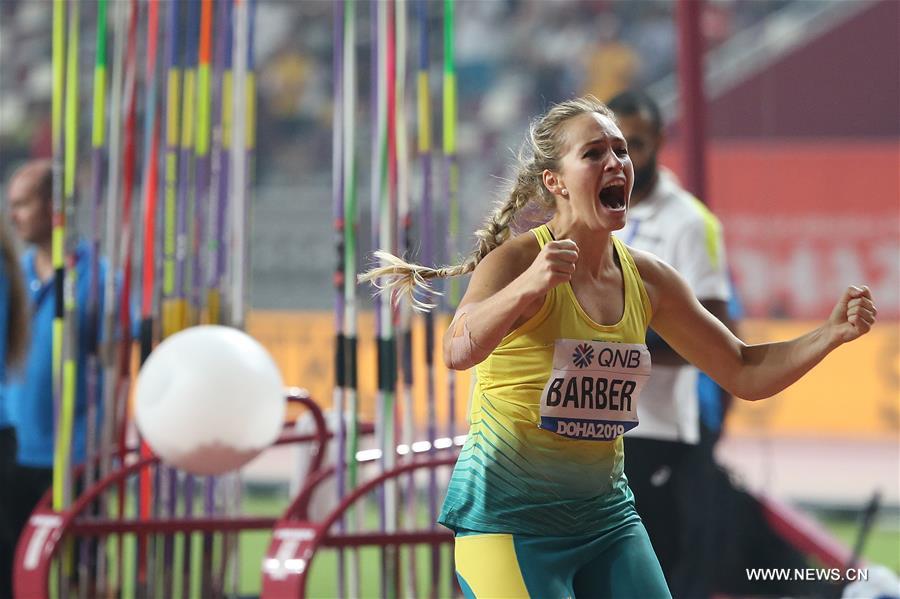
[843, 565, 900, 599]
[136, 325, 286, 475]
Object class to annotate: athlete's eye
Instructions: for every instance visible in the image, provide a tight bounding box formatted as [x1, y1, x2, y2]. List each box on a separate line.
[583, 149, 600, 159]
[615, 147, 629, 157]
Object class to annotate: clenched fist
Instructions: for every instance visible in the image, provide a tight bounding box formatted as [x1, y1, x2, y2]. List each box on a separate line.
[517, 239, 580, 300]
[827, 285, 877, 345]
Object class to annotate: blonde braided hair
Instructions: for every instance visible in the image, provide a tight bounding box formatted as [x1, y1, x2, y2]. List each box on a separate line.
[359, 96, 615, 311]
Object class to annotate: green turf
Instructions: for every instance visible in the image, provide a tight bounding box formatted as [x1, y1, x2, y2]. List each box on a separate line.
[820, 517, 900, 574]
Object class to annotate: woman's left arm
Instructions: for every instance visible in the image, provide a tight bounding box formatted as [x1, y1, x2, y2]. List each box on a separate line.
[640, 256, 876, 401]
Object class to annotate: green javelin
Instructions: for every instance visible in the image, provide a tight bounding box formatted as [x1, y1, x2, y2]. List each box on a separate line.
[54, 0, 80, 514]
[49, 0, 65, 513]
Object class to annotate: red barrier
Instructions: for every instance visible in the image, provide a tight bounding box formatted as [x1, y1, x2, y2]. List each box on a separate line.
[13, 391, 331, 599]
[261, 456, 458, 598]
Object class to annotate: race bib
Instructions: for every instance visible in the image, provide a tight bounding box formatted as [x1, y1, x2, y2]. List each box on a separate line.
[539, 339, 651, 441]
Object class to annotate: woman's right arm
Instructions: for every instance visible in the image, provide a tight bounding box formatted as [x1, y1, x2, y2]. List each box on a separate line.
[442, 236, 579, 370]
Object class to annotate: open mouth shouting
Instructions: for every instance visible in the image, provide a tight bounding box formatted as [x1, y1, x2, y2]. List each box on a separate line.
[598, 179, 627, 212]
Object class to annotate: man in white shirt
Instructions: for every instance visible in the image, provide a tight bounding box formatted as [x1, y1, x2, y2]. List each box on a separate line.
[610, 90, 735, 598]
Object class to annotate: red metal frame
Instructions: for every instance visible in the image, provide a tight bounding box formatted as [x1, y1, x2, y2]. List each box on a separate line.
[260, 455, 458, 598]
[13, 391, 333, 599]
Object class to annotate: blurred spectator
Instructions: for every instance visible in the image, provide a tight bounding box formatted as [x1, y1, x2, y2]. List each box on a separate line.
[0, 220, 28, 599]
[262, 42, 314, 121]
[581, 16, 641, 102]
[0, 0, 807, 192]
[4, 160, 104, 571]
[0, 0, 831, 314]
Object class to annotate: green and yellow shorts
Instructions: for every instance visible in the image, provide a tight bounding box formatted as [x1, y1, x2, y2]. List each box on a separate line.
[454, 520, 670, 599]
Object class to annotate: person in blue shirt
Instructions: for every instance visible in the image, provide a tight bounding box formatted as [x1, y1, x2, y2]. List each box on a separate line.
[4, 160, 104, 582]
[0, 217, 29, 599]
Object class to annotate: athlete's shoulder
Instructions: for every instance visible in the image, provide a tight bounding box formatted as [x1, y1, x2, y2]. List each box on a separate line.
[474, 228, 541, 277]
[625, 244, 667, 277]
[461, 229, 544, 316]
[624, 245, 679, 310]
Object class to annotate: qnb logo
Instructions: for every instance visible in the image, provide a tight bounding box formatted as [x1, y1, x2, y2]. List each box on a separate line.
[572, 343, 594, 368]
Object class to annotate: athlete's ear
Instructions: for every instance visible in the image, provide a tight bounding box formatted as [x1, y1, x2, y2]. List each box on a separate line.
[543, 169, 567, 199]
